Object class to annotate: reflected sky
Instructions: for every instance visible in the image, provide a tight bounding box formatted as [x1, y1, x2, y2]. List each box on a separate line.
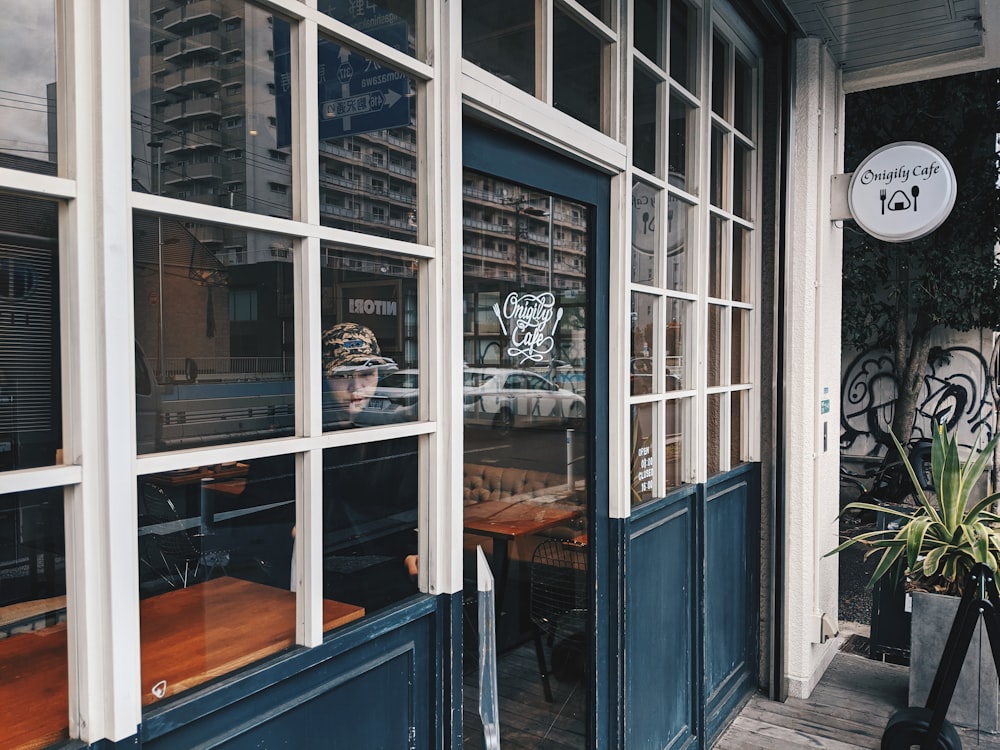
[0, 2, 55, 161]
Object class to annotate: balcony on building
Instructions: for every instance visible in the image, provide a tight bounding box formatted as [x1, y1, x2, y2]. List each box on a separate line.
[164, 161, 224, 184]
[163, 31, 222, 62]
[163, 97, 222, 125]
[162, 63, 221, 94]
[162, 0, 221, 33]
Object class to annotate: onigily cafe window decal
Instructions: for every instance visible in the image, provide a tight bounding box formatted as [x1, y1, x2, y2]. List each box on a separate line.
[492, 291, 563, 364]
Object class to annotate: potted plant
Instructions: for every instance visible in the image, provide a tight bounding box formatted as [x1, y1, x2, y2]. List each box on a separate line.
[829, 423, 1000, 730]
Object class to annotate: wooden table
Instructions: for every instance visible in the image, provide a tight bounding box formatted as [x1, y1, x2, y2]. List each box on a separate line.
[463, 500, 580, 613]
[0, 577, 364, 748]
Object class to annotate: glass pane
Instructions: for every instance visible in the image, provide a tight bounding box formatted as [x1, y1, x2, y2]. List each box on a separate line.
[0, 488, 67, 748]
[320, 246, 420, 430]
[668, 93, 694, 190]
[323, 436, 418, 613]
[633, 0, 661, 65]
[710, 125, 726, 208]
[576, 0, 611, 25]
[666, 191, 691, 292]
[133, 214, 295, 453]
[317, 0, 416, 57]
[553, 10, 602, 131]
[711, 34, 726, 118]
[731, 390, 746, 467]
[631, 402, 655, 505]
[463, 0, 535, 96]
[707, 303, 723, 388]
[669, 0, 695, 92]
[734, 54, 753, 135]
[631, 292, 656, 396]
[462, 168, 589, 742]
[707, 392, 721, 476]
[130, 3, 294, 218]
[709, 214, 726, 298]
[631, 180, 659, 285]
[317, 36, 419, 241]
[733, 225, 748, 302]
[138, 459, 323, 705]
[665, 299, 688, 390]
[664, 397, 685, 490]
[0, 8, 56, 170]
[733, 141, 751, 219]
[632, 67, 659, 174]
[732, 308, 748, 385]
[0, 196, 61, 471]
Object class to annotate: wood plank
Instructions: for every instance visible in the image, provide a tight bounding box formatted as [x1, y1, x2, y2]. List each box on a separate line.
[0, 576, 363, 749]
[140, 576, 363, 704]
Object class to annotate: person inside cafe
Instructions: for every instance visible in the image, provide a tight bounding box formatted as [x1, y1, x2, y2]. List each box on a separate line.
[288, 322, 419, 610]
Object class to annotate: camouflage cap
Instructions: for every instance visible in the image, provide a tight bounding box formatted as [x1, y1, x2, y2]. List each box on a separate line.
[322, 322, 398, 376]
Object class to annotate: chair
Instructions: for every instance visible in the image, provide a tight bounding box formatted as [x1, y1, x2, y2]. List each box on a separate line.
[139, 482, 229, 589]
[529, 538, 588, 702]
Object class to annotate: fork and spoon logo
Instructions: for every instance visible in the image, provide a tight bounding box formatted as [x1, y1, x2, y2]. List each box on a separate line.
[880, 185, 920, 214]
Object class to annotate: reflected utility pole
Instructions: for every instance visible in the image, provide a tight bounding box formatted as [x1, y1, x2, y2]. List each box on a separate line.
[149, 139, 165, 380]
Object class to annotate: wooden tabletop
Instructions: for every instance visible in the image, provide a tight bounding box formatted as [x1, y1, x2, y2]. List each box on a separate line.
[463, 500, 580, 539]
[0, 578, 364, 748]
[150, 462, 249, 486]
[140, 576, 364, 704]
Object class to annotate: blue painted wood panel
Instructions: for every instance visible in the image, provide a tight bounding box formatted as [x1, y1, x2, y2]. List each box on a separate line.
[704, 466, 760, 743]
[139, 596, 443, 750]
[626, 491, 698, 750]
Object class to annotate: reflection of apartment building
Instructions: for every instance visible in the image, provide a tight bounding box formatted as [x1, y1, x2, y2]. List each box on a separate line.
[138, 2, 419, 257]
[461, 174, 587, 292]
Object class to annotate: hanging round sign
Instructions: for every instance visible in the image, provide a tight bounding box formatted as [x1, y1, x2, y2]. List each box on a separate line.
[847, 141, 957, 243]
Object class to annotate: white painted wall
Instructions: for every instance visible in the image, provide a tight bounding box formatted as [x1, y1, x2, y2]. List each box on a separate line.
[782, 37, 844, 699]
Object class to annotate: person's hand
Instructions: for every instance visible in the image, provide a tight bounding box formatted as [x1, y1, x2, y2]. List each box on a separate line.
[404, 554, 419, 577]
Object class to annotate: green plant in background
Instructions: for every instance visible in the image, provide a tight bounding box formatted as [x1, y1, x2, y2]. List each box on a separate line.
[828, 423, 1000, 595]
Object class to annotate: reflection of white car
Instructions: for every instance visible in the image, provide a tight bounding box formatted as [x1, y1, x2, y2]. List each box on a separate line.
[463, 368, 586, 434]
[370, 367, 587, 433]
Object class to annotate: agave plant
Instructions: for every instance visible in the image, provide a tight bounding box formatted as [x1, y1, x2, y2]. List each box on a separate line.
[829, 423, 1000, 595]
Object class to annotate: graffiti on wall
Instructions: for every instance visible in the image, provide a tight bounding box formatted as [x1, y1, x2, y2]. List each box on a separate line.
[840, 345, 996, 458]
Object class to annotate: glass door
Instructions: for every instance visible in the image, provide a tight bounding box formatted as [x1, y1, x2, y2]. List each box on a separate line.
[461, 125, 607, 748]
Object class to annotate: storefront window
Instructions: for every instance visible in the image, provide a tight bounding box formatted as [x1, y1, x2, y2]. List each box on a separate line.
[665, 300, 688, 390]
[0, 196, 60, 471]
[633, 0, 662, 65]
[317, 0, 416, 57]
[632, 68, 659, 175]
[668, 94, 695, 190]
[322, 437, 418, 615]
[462, 168, 590, 737]
[136, 457, 341, 705]
[316, 37, 418, 241]
[0, 7, 57, 172]
[631, 402, 655, 505]
[669, 0, 696, 93]
[463, 0, 535, 96]
[631, 292, 656, 396]
[553, 9, 603, 131]
[320, 246, 420, 431]
[129, 1, 294, 219]
[132, 214, 295, 454]
[0, 488, 68, 749]
[666, 190, 691, 291]
[632, 180, 659, 285]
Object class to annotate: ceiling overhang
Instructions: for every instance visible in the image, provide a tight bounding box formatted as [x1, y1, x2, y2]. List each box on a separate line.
[779, 0, 1000, 91]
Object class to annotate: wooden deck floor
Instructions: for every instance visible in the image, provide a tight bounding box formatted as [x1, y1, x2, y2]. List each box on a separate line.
[715, 651, 1000, 749]
[463, 640, 586, 749]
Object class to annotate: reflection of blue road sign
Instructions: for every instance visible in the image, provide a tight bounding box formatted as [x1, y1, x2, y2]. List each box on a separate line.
[317, 40, 410, 139]
[273, 9, 411, 148]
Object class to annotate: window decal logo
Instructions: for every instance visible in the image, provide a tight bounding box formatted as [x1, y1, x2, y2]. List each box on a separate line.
[493, 291, 563, 364]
